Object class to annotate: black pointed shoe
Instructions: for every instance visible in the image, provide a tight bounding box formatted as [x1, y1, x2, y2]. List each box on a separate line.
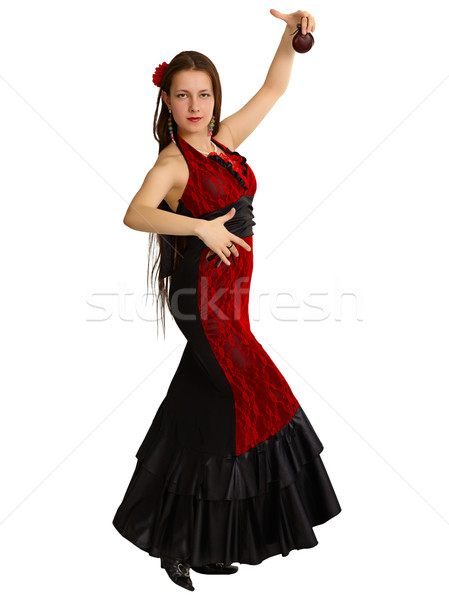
[191, 562, 239, 575]
[160, 555, 195, 591]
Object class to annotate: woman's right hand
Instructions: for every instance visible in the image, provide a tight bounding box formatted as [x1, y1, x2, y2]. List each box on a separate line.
[195, 207, 252, 266]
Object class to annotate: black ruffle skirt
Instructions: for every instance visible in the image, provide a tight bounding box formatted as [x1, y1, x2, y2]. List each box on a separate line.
[112, 401, 342, 567]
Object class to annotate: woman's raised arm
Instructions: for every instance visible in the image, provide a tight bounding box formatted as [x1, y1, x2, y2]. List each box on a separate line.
[220, 9, 316, 149]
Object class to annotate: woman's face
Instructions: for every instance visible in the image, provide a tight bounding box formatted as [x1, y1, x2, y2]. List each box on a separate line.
[163, 69, 215, 135]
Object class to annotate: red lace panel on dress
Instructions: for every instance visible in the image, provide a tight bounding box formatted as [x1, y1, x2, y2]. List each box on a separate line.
[176, 135, 257, 217]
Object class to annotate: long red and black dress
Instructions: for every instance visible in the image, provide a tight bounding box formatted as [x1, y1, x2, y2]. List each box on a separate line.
[112, 133, 342, 566]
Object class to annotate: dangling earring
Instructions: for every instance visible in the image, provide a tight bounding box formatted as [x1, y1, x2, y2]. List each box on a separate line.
[168, 109, 175, 144]
[208, 115, 215, 138]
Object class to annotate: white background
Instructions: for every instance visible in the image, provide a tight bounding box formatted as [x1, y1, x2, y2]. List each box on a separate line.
[1, 0, 448, 598]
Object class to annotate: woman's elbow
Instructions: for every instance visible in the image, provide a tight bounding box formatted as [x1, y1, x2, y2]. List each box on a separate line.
[123, 213, 134, 229]
[123, 205, 134, 228]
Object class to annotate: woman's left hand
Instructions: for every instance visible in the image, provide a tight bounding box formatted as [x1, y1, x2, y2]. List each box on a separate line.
[269, 8, 316, 34]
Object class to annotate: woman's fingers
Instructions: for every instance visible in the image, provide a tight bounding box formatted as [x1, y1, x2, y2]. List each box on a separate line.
[302, 16, 309, 35]
[225, 241, 240, 257]
[219, 249, 232, 266]
[232, 236, 251, 252]
[206, 248, 231, 266]
[213, 245, 236, 266]
[205, 236, 251, 265]
[303, 13, 315, 33]
[271, 9, 316, 34]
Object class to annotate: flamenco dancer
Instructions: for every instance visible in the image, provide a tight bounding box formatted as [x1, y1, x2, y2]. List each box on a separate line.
[113, 8, 342, 592]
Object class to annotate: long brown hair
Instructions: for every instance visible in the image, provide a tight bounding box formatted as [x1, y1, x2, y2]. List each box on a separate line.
[147, 51, 223, 339]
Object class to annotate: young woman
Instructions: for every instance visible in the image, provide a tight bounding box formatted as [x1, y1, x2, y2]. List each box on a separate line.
[112, 8, 341, 592]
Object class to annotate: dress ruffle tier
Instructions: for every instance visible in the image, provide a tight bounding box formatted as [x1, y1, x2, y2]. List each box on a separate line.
[112, 402, 342, 567]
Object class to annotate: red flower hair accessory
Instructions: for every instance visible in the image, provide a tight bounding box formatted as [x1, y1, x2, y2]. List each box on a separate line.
[152, 61, 169, 87]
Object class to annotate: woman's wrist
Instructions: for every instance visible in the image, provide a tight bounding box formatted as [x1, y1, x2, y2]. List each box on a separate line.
[192, 218, 207, 238]
[284, 22, 297, 35]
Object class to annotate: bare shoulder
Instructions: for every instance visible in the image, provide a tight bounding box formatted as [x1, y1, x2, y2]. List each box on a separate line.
[153, 141, 187, 182]
[154, 140, 181, 168]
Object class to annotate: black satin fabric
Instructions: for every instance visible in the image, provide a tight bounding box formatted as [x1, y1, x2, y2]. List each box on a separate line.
[112, 394, 342, 566]
[157, 199, 177, 280]
[135, 400, 324, 501]
[198, 193, 256, 236]
[159, 194, 256, 279]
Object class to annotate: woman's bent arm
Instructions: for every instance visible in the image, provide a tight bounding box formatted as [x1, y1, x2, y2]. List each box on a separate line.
[123, 160, 203, 235]
[124, 204, 203, 236]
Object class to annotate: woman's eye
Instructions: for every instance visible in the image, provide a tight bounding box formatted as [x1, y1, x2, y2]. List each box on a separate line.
[176, 93, 210, 98]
